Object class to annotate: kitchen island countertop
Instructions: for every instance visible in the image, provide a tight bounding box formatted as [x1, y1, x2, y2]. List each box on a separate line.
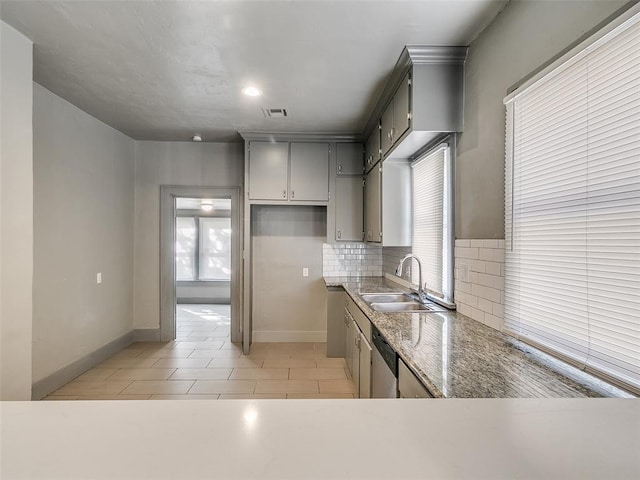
[2, 398, 639, 479]
[325, 276, 632, 398]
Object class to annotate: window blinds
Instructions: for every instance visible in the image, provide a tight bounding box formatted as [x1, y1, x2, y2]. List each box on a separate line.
[412, 145, 449, 300]
[504, 13, 640, 394]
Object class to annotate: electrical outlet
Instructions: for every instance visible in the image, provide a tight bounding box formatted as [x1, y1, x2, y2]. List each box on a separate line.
[302, 267, 309, 277]
[460, 262, 469, 282]
[96, 272, 102, 284]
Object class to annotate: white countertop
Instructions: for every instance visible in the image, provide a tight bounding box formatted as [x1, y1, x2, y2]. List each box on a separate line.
[2, 399, 639, 479]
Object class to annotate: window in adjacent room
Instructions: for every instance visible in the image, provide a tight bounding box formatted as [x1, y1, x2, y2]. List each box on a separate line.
[175, 198, 232, 282]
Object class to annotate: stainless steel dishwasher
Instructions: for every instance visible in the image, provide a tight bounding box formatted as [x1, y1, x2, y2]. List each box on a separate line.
[371, 326, 398, 398]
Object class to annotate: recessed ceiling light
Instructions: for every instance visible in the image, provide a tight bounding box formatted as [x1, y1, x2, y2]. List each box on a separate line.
[242, 86, 262, 97]
[192, 134, 202, 142]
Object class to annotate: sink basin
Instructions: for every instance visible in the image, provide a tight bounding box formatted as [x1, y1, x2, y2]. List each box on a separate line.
[360, 293, 415, 303]
[370, 302, 433, 313]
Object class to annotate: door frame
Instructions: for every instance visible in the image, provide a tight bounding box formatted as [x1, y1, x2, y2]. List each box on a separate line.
[160, 186, 242, 342]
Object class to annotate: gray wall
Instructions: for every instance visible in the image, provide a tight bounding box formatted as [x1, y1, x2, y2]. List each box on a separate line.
[252, 206, 327, 342]
[32, 83, 135, 384]
[0, 21, 33, 400]
[456, 0, 629, 239]
[134, 141, 243, 329]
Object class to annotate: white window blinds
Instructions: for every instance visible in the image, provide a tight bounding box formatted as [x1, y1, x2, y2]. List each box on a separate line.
[504, 13, 640, 394]
[412, 144, 452, 302]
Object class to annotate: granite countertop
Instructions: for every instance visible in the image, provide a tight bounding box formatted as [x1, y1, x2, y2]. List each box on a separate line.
[325, 276, 632, 398]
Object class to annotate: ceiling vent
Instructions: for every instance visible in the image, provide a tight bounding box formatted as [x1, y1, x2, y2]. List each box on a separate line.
[262, 108, 288, 118]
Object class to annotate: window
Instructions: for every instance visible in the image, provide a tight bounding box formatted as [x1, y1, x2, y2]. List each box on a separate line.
[198, 217, 232, 281]
[411, 142, 453, 304]
[504, 12, 640, 394]
[175, 215, 231, 282]
[176, 217, 196, 281]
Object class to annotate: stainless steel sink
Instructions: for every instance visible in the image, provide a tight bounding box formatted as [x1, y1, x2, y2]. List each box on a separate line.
[361, 291, 447, 313]
[360, 293, 415, 304]
[370, 302, 432, 313]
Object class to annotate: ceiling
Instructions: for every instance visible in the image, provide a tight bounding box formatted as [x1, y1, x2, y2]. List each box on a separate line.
[0, 1, 508, 142]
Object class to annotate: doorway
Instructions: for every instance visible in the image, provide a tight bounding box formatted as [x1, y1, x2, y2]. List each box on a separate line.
[160, 186, 242, 343]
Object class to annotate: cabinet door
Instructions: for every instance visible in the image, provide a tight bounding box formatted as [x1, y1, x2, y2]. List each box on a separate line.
[393, 72, 411, 141]
[335, 177, 364, 242]
[344, 309, 354, 376]
[365, 165, 382, 243]
[365, 126, 381, 173]
[326, 289, 345, 358]
[336, 143, 364, 175]
[358, 332, 372, 398]
[398, 360, 433, 398]
[290, 142, 329, 201]
[380, 101, 394, 155]
[248, 142, 289, 200]
[350, 318, 361, 397]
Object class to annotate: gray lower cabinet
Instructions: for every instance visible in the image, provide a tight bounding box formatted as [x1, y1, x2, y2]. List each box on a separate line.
[326, 287, 345, 358]
[248, 142, 289, 200]
[345, 296, 372, 398]
[290, 142, 329, 201]
[398, 359, 433, 398]
[365, 164, 382, 243]
[336, 143, 364, 175]
[335, 177, 364, 241]
[344, 310, 355, 379]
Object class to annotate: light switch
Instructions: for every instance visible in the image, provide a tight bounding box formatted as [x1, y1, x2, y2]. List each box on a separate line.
[96, 272, 102, 284]
[302, 267, 309, 277]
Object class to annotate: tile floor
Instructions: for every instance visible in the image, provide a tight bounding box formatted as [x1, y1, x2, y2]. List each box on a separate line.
[44, 304, 355, 400]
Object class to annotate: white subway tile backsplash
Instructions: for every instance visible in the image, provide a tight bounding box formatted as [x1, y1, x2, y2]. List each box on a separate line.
[485, 261, 501, 276]
[322, 243, 382, 277]
[455, 239, 505, 332]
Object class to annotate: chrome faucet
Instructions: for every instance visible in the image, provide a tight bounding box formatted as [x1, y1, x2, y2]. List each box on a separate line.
[396, 254, 426, 301]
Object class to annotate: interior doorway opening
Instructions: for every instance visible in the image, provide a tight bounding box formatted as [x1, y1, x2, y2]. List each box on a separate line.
[160, 186, 242, 343]
[175, 197, 232, 343]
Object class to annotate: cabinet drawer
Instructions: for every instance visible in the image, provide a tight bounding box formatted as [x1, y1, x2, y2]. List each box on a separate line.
[398, 360, 433, 398]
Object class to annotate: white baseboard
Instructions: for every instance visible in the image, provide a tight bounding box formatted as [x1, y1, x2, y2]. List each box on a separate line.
[252, 331, 327, 343]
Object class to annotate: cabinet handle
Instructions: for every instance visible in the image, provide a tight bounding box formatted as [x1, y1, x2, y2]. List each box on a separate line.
[282, 190, 286, 198]
[338, 164, 342, 174]
[337, 230, 341, 239]
[291, 190, 295, 199]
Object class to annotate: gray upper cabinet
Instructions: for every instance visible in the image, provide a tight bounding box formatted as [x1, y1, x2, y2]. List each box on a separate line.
[382, 72, 411, 156]
[336, 143, 364, 175]
[335, 177, 364, 241]
[365, 125, 381, 173]
[248, 141, 329, 202]
[362, 46, 467, 161]
[290, 142, 330, 201]
[380, 101, 394, 156]
[393, 72, 411, 141]
[248, 142, 289, 201]
[365, 164, 382, 243]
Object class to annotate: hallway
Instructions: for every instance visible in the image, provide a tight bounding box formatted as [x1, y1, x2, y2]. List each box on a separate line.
[44, 305, 355, 400]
